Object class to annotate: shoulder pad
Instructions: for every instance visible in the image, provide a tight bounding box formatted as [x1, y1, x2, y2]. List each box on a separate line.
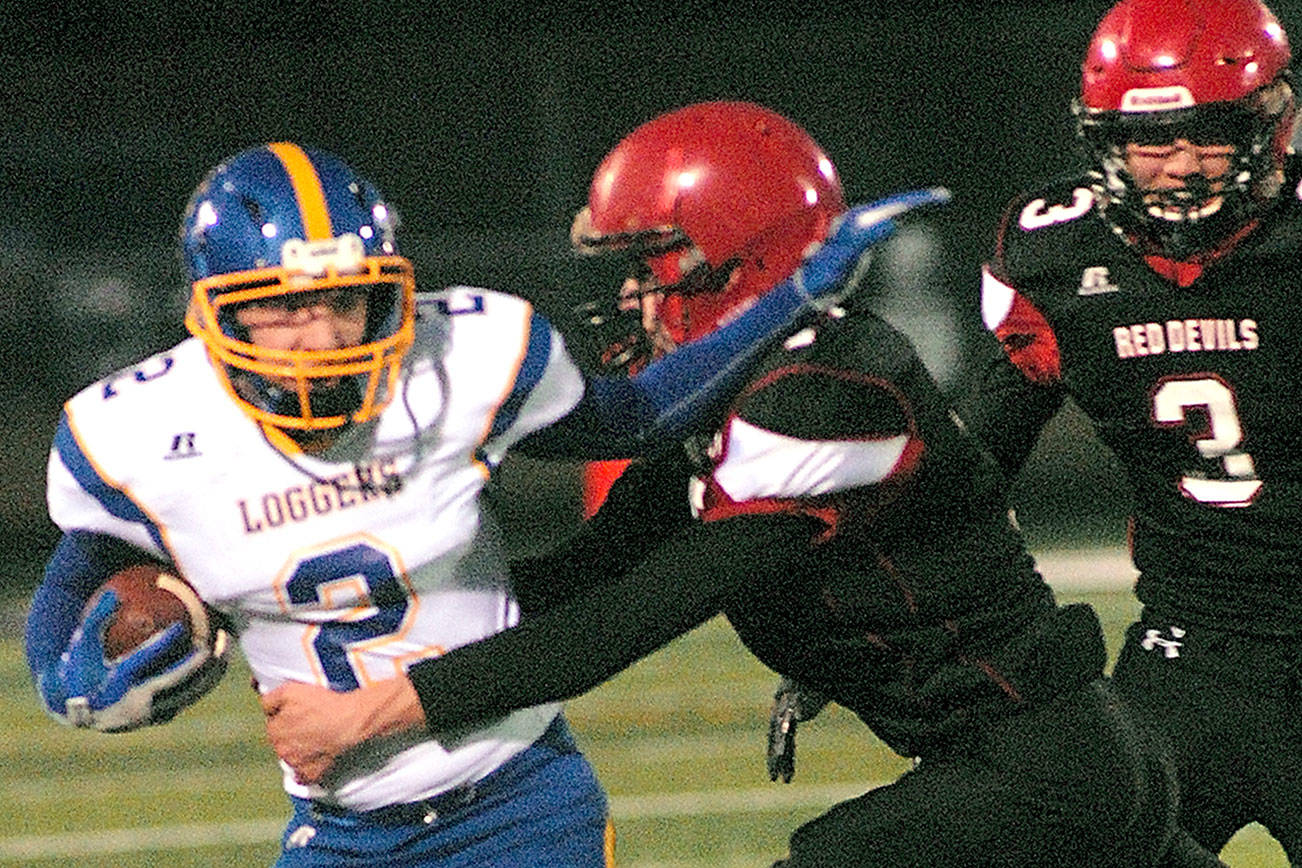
[68, 338, 209, 417]
[993, 176, 1105, 286]
[736, 314, 916, 442]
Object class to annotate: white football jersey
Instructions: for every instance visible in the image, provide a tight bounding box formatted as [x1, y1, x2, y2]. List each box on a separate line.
[47, 288, 586, 810]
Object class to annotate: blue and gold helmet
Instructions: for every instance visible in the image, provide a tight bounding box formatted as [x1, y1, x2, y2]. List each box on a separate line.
[181, 142, 416, 431]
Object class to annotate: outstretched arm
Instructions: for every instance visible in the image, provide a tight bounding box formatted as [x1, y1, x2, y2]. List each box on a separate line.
[523, 189, 950, 458]
[509, 449, 696, 616]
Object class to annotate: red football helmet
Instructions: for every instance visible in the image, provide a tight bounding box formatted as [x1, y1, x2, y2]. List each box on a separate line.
[572, 101, 846, 371]
[1073, 0, 1296, 257]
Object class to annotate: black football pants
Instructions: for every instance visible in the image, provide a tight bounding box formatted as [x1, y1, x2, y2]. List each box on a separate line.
[771, 679, 1192, 867]
[1112, 610, 1302, 863]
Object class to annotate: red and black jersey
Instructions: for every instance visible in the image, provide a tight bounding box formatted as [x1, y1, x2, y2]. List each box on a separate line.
[973, 158, 1302, 633]
[701, 306, 1101, 757]
[410, 306, 1106, 761]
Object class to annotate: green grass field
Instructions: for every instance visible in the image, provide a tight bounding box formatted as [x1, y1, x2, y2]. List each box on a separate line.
[0, 587, 1287, 867]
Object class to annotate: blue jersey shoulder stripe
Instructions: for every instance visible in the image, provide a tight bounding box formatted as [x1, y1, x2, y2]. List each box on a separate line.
[54, 411, 165, 551]
[487, 310, 555, 442]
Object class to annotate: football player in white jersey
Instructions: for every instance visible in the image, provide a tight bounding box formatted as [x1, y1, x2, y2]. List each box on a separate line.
[25, 141, 941, 867]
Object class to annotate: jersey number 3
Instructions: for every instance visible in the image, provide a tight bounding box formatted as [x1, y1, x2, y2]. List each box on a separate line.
[1152, 376, 1262, 508]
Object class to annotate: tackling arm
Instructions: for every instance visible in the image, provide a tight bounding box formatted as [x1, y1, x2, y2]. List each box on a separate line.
[261, 511, 823, 783]
[410, 512, 819, 729]
[509, 448, 696, 615]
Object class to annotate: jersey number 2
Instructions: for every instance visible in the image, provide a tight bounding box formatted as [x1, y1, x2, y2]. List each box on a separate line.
[1152, 376, 1262, 508]
[282, 539, 420, 689]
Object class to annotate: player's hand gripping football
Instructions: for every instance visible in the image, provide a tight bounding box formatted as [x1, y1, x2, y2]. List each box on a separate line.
[36, 590, 230, 733]
[767, 675, 830, 783]
[784, 187, 951, 310]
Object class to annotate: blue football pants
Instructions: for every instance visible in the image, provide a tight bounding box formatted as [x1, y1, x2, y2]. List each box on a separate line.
[274, 715, 613, 867]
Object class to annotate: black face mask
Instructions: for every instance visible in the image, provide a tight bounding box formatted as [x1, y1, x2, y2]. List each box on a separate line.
[569, 300, 650, 376]
[1074, 86, 1294, 260]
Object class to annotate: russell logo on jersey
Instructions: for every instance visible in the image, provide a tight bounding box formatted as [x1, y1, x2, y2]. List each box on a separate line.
[164, 432, 202, 460]
[1078, 266, 1120, 296]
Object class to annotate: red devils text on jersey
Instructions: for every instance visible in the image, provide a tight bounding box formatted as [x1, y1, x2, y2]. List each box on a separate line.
[978, 158, 1302, 633]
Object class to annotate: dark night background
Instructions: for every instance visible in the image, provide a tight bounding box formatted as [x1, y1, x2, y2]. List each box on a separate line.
[5, 2, 1290, 598]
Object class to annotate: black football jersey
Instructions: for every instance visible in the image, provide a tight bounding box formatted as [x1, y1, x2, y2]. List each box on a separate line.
[979, 158, 1302, 633]
[695, 307, 1104, 758]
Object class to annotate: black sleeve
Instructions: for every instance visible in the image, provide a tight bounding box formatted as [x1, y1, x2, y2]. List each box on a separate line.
[407, 511, 821, 732]
[959, 334, 1065, 481]
[509, 448, 696, 616]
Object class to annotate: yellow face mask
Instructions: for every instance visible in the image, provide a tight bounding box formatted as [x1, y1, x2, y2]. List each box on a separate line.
[185, 250, 416, 431]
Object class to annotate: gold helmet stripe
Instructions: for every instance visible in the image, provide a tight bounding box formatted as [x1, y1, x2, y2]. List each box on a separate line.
[267, 142, 333, 240]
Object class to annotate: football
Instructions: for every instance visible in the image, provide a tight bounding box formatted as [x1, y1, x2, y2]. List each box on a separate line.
[88, 563, 212, 659]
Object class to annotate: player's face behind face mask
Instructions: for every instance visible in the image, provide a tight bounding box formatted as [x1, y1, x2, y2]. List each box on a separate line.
[1122, 136, 1237, 222]
[229, 285, 373, 427]
[1083, 100, 1290, 258]
[570, 205, 741, 376]
[1074, 0, 1297, 259]
[190, 261, 414, 439]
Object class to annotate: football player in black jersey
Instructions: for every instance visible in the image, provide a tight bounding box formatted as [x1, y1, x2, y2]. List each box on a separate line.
[258, 102, 1213, 866]
[965, 0, 1302, 861]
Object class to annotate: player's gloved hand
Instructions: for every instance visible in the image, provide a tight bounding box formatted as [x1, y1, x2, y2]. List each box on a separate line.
[767, 675, 830, 783]
[35, 590, 231, 733]
[783, 187, 952, 311]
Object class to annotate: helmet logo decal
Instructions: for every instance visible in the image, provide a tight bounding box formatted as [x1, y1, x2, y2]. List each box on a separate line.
[1121, 86, 1196, 112]
[281, 234, 366, 276]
